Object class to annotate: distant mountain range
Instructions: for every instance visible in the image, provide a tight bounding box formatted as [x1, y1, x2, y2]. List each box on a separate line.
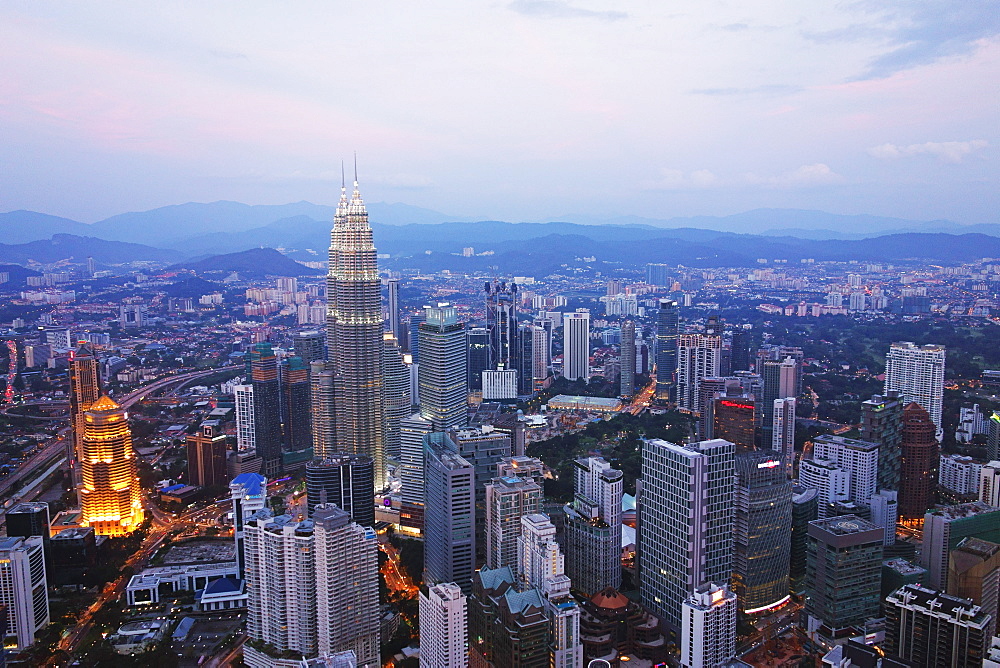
[166, 247, 323, 278]
[0, 234, 183, 265]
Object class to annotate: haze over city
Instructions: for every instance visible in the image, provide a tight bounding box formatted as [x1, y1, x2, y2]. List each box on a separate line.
[2, 1, 997, 224]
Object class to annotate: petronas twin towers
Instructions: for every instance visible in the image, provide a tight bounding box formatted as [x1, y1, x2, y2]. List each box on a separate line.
[326, 176, 387, 491]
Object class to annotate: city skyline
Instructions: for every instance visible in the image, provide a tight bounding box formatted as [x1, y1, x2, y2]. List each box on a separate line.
[1, 3, 996, 224]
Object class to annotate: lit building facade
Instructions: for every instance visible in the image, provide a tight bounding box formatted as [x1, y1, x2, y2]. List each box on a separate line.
[80, 396, 144, 537]
[884, 341, 945, 440]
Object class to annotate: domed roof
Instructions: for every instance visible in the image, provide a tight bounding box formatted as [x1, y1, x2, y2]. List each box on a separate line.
[590, 587, 628, 610]
[88, 395, 121, 412]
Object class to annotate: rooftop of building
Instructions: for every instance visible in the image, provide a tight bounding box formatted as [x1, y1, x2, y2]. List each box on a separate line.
[927, 501, 1000, 520]
[477, 566, 516, 591]
[887, 584, 990, 624]
[547, 395, 623, 410]
[52, 527, 94, 541]
[813, 433, 879, 451]
[162, 539, 236, 565]
[7, 501, 49, 514]
[230, 472, 266, 496]
[504, 588, 546, 615]
[811, 515, 881, 536]
[883, 558, 926, 576]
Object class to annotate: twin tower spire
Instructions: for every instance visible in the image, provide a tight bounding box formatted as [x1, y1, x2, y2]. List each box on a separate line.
[336, 155, 366, 219]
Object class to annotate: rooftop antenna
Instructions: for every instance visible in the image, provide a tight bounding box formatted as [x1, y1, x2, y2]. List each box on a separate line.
[353, 151, 358, 184]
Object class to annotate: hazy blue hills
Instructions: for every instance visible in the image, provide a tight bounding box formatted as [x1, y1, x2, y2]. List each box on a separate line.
[0, 234, 183, 265]
[0, 211, 94, 244]
[167, 247, 323, 278]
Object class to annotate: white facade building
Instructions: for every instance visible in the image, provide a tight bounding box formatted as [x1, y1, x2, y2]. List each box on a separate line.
[869, 489, 898, 546]
[676, 334, 722, 412]
[0, 536, 49, 650]
[811, 434, 879, 505]
[680, 582, 738, 668]
[772, 398, 797, 477]
[482, 367, 518, 400]
[884, 342, 946, 439]
[562, 311, 591, 381]
[980, 461, 1000, 507]
[798, 458, 851, 519]
[234, 384, 255, 452]
[419, 583, 468, 668]
[939, 454, 983, 497]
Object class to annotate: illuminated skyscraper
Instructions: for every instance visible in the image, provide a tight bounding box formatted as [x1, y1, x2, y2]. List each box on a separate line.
[419, 303, 467, 430]
[310, 362, 336, 458]
[327, 176, 387, 491]
[69, 343, 101, 494]
[562, 311, 591, 382]
[79, 396, 144, 537]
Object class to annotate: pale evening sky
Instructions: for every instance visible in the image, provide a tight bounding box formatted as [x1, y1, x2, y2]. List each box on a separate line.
[1, 1, 997, 224]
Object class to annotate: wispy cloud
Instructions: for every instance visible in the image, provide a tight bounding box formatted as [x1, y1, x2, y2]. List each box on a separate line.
[868, 140, 988, 163]
[745, 164, 845, 188]
[641, 168, 719, 191]
[508, 1, 627, 22]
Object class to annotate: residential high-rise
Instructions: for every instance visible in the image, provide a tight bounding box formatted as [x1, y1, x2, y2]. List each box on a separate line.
[564, 457, 623, 597]
[305, 455, 375, 527]
[230, 472, 267, 579]
[885, 584, 992, 668]
[922, 502, 1000, 591]
[249, 342, 282, 477]
[418, 303, 468, 430]
[759, 356, 798, 449]
[980, 460, 1000, 506]
[790, 485, 818, 595]
[989, 411, 1000, 461]
[772, 397, 796, 476]
[383, 333, 411, 459]
[529, 323, 551, 392]
[680, 583, 737, 668]
[676, 334, 722, 412]
[69, 343, 101, 494]
[280, 356, 312, 454]
[186, 422, 228, 488]
[812, 434, 880, 505]
[486, 476, 543, 571]
[518, 514, 583, 668]
[386, 278, 401, 339]
[638, 438, 735, 631]
[234, 383, 255, 453]
[466, 327, 490, 391]
[805, 516, 884, 638]
[798, 458, 851, 519]
[293, 330, 326, 364]
[734, 450, 792, 616]
[79, 396, 144, 537]
[646, 263, 670, 286]
[424, 435, 476, 592]
[654, 299, 679, 401]
[620, 321, 636, 398]
[899, 402, 938, 526]
[562, 311, 591, 382]
[309, 362, 336, 458]
[313, 504, 381, 665]
[884, 342, 946, 440]
[419, 583, 469, 668]
[861, 391, 904, 491]
[948, 537, 1000, 640]
[0, 536, 48, 651]
[326, 177, 387, 491]
[398, 413, 433, 533]
[869, 489, 899, 546]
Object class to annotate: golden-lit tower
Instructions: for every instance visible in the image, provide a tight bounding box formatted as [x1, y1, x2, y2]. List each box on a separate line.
[69, 343, 101, 493]
[80, 395, 144, 536]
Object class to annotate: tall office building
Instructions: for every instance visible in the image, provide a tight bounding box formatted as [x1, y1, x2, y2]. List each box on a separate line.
[885, 584, 992, 668]
[305, 455, 375, 527]
[734, 450, 792, 616]
[234, 384, 255, 453]
[676, 334, 722, 412]
[654, 299, 679, 401]
[230, 472, 267, 579]
[4, 503, 50, 543]
[790, 485, 818, 595]
[869, 489, 899, 546]
[730, 330, 752, 373]
[467, 327, 491, 391]
[79, 396, 143, 537]
[484, 280, 519, 375]
[313, 504, 380, 665]
[562, 311, 591, 382]
[680, 583, 737, 668]
[445, 426, 511, 549]
[799, 458, 851, 518]
[620, 321, 636, 398]
[326, 177, 387, 491]
[424, 436, 476, 592]
[861, 391, 904, 491]
[486, 475, 544, 571]
[884, 342, 946, 440]
[899, 403, 938, 526]
[948, 537, 1000, 640]
[518, 514, 583, 668]
[69, 343, 101, 494]
[418, 303, 468, 430]
[980, 460, 1000, 507]
[989, 411, 1000, 461]
[280, 356, 311, 453]
[646, 263, 671, 286]
[399, 413, 433, 533]
[639, 438, 735, 631]
[309, 362, 336, 458]
[530, 323, 551, 393]
[419, 583, 469, 668]
[186, 422, 228, 488]
[709, 395, 756, 451]
[0, 536, 48, 650]
[759, 356, 798, 449]
[812, 434, 879, 505]
[772, 398, 796, 476]
[249, 342, 282, 477]
[293, 330, 326, 364]
[386, 278, 401, 339]
[383, 334, 411, 459]
[805, 516, 884, 637]
[564, 457, 623, 597]
[922, 502, 1000, 592]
